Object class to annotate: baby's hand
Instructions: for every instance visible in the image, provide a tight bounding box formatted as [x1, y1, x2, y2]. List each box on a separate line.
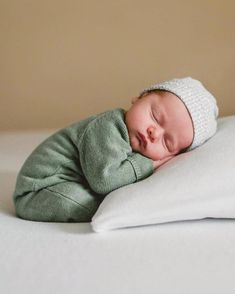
[152, 155, 174, 170]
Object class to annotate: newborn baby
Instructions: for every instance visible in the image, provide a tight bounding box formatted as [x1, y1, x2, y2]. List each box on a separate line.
[13, 77, 218, 222]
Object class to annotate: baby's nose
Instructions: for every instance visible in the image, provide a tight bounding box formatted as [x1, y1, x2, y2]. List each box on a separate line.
[147, 126, 163, 143]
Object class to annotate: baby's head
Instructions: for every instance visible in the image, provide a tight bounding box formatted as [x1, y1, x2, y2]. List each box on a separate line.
[125, 77, 219, 161]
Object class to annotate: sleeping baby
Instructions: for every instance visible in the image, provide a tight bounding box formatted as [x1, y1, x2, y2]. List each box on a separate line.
[13, 77, 219, 222]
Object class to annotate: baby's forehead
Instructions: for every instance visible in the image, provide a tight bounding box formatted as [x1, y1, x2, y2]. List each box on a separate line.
[151, 91, 194, 145]
[140, 90, 191, 125]
[142, 89, 181, 103]
[148, 90, 183, 110]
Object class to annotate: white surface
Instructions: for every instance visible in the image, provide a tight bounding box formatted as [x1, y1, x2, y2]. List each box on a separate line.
[1, 128, 235, 294]
[92, 116, 235, 232]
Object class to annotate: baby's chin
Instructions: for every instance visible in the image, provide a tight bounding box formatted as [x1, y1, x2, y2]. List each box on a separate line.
[129, 137, 139, 151]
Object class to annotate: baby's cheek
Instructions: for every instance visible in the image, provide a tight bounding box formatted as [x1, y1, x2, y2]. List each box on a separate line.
[146, 146, 166, 161]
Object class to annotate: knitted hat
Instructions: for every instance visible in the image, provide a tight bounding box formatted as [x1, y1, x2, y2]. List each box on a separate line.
[140, 77, 219, 151]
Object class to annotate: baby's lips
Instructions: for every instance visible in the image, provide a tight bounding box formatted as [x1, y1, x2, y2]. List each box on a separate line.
[137, 132, 147, 148]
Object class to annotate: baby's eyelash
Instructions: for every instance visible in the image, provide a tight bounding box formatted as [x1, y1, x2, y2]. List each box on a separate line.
[166, 137, 174, 152]
[152, 112, 159, 123]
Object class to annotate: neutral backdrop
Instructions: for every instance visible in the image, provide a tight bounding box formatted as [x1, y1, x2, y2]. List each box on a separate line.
[1, 0, 235, 131]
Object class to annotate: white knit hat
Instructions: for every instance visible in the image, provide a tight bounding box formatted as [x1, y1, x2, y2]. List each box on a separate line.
[140, 77, 219, 151]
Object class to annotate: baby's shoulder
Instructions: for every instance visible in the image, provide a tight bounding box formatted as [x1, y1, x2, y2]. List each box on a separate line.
[65, 108, 125, 144]
[81, 108, 125, 130]
[95, 108, 125, 121]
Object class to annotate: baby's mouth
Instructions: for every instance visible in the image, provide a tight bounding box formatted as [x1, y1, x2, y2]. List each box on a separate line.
[137, 132, 147, 148]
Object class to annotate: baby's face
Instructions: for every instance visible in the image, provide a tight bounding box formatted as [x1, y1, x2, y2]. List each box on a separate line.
[124, 90, 194, 161]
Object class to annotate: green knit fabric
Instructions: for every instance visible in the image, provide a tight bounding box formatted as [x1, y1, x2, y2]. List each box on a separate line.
[13, 108, 154, 222]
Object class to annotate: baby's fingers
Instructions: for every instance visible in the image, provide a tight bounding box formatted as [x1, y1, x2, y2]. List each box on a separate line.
[153, 155, 174, 169]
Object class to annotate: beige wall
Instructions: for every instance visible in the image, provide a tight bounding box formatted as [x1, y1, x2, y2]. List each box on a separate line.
[1, 0, 235, 131]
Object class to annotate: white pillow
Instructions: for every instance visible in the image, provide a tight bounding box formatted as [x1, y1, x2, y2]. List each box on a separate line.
[91, 116, 235, 232]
